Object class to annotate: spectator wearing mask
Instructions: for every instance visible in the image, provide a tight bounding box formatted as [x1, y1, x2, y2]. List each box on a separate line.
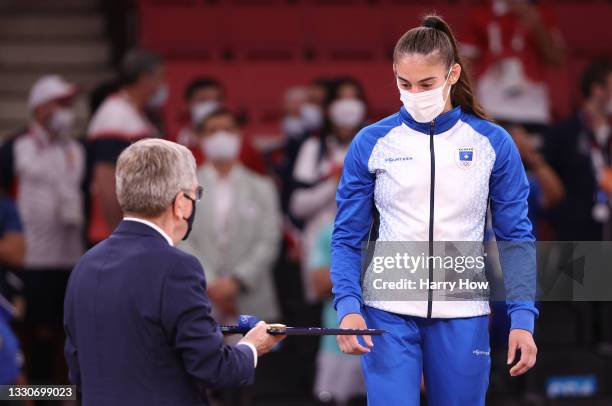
[281, 86, 311, 143]
[278, 80, 333, 214]
[10, 75, 85, 385]
[290, 77, 368, 302]
[543, 58, 612, 241]
[86, 49, 166, 245]
[0, 190, 25, 384]
[176, 77, 267, 174]
[308, 78, 334, 131]
[460, 0, 565, 128]
[281, 81, 329, 142]
[176, 77, 225, 151]
[180, 110, 281, 323]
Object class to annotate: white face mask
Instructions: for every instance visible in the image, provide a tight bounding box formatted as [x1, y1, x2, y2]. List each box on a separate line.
[329, 98, 366, 129]
[300, 103, 324, 131]
[398, 67, 453, 123]
[201, 130, 241, 161]
[282, 116, 306, 138]
[49, 107, 76, 137]
[148, 84, 168, 109]
[191, 100, 220, 126]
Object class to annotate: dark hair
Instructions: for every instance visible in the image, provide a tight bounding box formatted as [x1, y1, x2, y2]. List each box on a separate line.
[119, 49, 163, 86]
[581, 57, 611, 99]
[197, 108, 238, 132]
[330, 76, 367, 104]
[89, 79, 120, 115]
[184, 77, 225, 102]
[318, 76, 369, 161]
[393, 15, 489, 121]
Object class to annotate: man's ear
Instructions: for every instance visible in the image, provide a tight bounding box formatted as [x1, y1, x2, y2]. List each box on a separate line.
[172, 193, 184, 219]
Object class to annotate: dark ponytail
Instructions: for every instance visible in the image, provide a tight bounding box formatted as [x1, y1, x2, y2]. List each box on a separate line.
[393, 14, 490, 121]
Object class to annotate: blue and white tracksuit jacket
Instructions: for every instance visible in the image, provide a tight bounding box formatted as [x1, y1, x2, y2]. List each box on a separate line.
[330, 106, 538, 404]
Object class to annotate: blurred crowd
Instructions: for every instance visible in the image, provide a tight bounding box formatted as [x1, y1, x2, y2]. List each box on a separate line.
[0, 0, 611, 405]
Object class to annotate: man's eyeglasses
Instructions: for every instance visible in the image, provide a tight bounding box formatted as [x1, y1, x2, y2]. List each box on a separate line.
[183, 186, 203, 202]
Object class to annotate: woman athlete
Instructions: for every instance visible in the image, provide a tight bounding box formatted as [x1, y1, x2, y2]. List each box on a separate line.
[330, 15, 538, 405]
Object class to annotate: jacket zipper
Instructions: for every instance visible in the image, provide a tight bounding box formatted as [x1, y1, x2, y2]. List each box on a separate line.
[427, 119, 436, 318]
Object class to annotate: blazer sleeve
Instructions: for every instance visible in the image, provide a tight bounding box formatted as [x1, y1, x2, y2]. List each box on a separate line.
[63, 277, 81, 387]
[160, 254, 255, 388]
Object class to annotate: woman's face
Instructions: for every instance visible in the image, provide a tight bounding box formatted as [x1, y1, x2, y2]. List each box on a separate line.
[394, 53, 460, 94]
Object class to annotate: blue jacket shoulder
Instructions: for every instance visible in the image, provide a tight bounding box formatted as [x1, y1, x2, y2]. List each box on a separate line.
[349, 112, 402, 162]
[460, 112, 514, 153]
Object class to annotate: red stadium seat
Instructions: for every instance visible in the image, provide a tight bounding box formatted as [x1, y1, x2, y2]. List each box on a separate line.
[553, 2, 612, 56]
[382, 4, 468, 56]
[163, 62, 243, 138]
[382, 5, 426, 56]
[303, 4, 384, 60]
[222, 4, 305, 60]
[162, 60, 399, 140]
[543, 63, 573, 120]
[141, 0, 198, 5]
[138, 1, 222, 59]
[302, 0, 373, 4]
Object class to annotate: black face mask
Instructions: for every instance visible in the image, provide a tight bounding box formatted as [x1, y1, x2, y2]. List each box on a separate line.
[182, 196, 197, 241]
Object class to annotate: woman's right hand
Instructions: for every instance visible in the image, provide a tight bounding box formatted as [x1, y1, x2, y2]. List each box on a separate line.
[337, 313, 374, 355]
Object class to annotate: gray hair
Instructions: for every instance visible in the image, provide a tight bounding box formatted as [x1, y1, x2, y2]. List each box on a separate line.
[116, 139, 197, 217]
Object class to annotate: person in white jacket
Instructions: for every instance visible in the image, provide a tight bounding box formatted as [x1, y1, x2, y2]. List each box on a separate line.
[331, 15, 538, 406]
[180, 109, 281, 323]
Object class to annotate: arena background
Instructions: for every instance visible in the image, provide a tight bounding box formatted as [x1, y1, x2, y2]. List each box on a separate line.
[0, 0, 611, 405]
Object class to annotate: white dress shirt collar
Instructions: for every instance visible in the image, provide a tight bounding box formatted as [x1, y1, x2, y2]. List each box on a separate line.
[123, 217, 174, 246]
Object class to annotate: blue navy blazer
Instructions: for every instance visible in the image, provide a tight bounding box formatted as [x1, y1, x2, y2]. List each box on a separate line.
[64, 220, 255, 405]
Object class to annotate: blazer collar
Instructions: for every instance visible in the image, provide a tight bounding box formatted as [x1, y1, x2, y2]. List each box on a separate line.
[114, 219, 173, 245]
[399, 105, 462, 135]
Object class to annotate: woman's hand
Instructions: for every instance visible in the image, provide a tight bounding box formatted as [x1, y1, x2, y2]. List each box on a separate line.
[337, 313, 374, 355]
[507, 329, 538, 376]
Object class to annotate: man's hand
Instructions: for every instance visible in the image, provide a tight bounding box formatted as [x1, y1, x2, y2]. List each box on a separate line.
[599, 167, 612, 194]
[337, 313, 373, 355]
[507, 329, 537, 376]
[240, 321, 286, 356]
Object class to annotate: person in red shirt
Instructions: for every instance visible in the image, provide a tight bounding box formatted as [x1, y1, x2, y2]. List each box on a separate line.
[460, 0, 565, 127]
[86, 49, 167, 244]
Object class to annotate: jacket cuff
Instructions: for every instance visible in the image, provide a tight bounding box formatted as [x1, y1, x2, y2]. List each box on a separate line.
[509, 309, 535, 334]
[237, 342, 257, 368]
[336, 296, 362, 324]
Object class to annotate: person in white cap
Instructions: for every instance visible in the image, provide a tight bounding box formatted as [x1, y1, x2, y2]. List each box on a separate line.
[86, 49, 166, 245]
[8, 74, 85, 385]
